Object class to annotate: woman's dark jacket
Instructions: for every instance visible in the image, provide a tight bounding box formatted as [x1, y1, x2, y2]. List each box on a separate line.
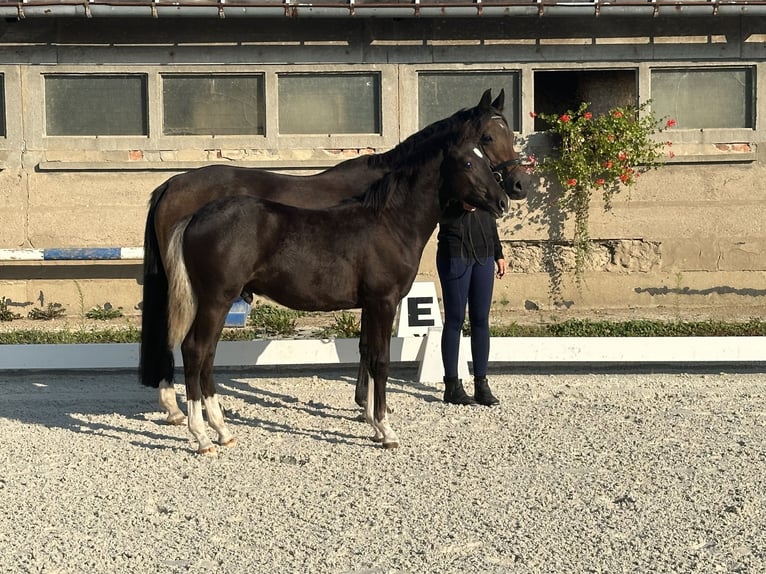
[436, 203, 504, 261]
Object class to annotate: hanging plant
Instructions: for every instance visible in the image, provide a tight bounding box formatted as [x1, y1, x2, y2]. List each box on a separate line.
[533, 101, 675, 282]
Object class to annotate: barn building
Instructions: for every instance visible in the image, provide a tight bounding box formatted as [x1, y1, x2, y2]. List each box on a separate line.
[0, 3, 764, 323]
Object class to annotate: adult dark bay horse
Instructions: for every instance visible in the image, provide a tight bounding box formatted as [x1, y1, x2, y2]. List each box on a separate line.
[154, 127, 507, 454]
[141, 89, 529, 424]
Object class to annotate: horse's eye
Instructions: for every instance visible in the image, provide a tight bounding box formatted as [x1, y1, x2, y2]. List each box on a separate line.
[480, 135, 493, 144]
[465, 161, 473, 169]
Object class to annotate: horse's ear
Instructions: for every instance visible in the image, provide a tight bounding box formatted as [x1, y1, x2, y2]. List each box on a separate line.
[492, 89, 505, 113]
[478, 89, 493, 112]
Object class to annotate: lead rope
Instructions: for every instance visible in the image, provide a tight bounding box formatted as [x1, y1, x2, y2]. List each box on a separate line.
[459, 211, 491, 267]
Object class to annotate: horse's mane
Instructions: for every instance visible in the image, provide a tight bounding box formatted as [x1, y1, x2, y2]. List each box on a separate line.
[359, 112, 486, 215]
[367, 105, 483, 171]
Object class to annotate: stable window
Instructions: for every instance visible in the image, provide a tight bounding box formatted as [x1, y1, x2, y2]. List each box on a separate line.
[278, 73, 381, 135]
[417, 72, 521, 130]
[533, 69, 637, 130]
[651, 68, 754, 129]
[162, 74, 266, 136]
[44, 74, 147, 136]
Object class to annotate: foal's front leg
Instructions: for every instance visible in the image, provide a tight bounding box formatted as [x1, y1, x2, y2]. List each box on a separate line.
[363, 305, 400, 449]
[354, 310, 369, 409]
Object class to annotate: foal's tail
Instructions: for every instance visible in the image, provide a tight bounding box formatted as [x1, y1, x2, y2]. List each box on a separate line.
[165, 217, 198, 349]
[139, 182, 184, 388]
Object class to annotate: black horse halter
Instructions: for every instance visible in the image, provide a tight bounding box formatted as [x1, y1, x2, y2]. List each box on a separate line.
[491, 157, 522, 185]
[485, 113, 522, 185]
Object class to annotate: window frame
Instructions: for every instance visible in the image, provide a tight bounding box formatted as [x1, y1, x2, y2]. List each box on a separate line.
[399, 64, 524, 139]
[647, 63, 757, 144]
[24, 64, 399, 155]
[160, 72, 268, 137]
[0, 66, 24, 164]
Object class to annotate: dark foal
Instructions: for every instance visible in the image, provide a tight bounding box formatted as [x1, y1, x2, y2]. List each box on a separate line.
[158, 128, 507, 454]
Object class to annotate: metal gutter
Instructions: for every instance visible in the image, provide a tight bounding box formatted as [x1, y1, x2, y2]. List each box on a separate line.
[2, 0, 766, 19]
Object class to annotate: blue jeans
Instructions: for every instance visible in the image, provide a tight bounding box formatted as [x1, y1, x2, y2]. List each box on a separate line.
[436, 254, 495, 379]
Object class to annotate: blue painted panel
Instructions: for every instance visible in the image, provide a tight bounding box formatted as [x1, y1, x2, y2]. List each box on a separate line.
[43, 247, 122, 261]
[225, 298, 251, 328]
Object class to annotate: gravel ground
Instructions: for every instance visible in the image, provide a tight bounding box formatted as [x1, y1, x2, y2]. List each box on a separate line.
[1, 366, 765, 574]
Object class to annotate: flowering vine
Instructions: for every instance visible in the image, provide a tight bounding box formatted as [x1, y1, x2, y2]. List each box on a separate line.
[533, 101, 675, 281]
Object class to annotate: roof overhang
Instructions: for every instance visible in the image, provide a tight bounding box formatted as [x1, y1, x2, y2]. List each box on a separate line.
[2, 0, 765, 20]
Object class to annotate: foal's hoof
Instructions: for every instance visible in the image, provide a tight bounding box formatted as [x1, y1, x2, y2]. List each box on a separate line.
[220, 437, 237, 448]
[165, 412, 186, 426]
[197, 445, 218, 457]
[382, 440, 399, 450]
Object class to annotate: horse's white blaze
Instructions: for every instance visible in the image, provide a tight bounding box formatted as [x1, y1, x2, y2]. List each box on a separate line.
[187, 400, 214, 453]
[158, 380, 184, 424]
[491, 115, 508, 130]
[203, 394, 234, 446]
[472, 147, 484, 159]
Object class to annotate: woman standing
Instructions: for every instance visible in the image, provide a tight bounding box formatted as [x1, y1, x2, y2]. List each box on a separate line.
[436, 200, 506, 406]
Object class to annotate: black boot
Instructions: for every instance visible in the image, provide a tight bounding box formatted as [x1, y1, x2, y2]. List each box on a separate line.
[474, 377, 500, 406]
[443, 376, 477, 406]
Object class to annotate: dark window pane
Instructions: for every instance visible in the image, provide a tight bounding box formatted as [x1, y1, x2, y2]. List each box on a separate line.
[418, 72, 520, 131]
[278, 73, 381, 135]
[45, 75, 147, 136]
[651, 68, 753, 129]
[0, 74, 5, 137]
[533, 69, 637, 130]
[162, 75, 265, 136]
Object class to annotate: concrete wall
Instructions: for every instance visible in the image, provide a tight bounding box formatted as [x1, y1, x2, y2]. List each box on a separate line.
[0, 17, 764, 322]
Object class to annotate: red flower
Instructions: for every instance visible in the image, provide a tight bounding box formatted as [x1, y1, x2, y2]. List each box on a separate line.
[618, 151, 628, 161]
[603, 160, 613, 169]
[594, 178, 606, 187]
[530, 111, 538, 118]
[567, 178, 578, 187]
[613, 111, 623, 119]
[583, 112, 593, 120]
[560, 114, 571, 123]
[666, 118, 677, 128]
[619, 172, 631, 183]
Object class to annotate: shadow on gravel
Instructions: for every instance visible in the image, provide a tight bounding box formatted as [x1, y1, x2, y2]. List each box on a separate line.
[208, 366, 441, 446]
[0, 370, 190, 450]
[0, 365, 442, 449]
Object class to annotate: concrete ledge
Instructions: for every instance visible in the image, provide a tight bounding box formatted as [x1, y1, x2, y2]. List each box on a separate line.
[0, 336, 763, 379]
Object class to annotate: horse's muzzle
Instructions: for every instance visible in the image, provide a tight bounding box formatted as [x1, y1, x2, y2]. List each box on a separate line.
[493, 161, 530, 202]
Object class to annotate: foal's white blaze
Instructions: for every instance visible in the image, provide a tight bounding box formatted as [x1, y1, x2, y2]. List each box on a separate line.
[204, 394, 235, 447]
[187, 400, 215, 454]
[158, 380, 185, 425]
[472, 147, 484, 159]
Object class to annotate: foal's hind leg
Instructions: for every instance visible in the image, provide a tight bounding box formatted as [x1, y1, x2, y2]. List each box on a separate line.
[181, 304, 236, 454]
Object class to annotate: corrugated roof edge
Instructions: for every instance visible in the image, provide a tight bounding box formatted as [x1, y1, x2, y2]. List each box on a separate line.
[1, 0, 765, 19]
